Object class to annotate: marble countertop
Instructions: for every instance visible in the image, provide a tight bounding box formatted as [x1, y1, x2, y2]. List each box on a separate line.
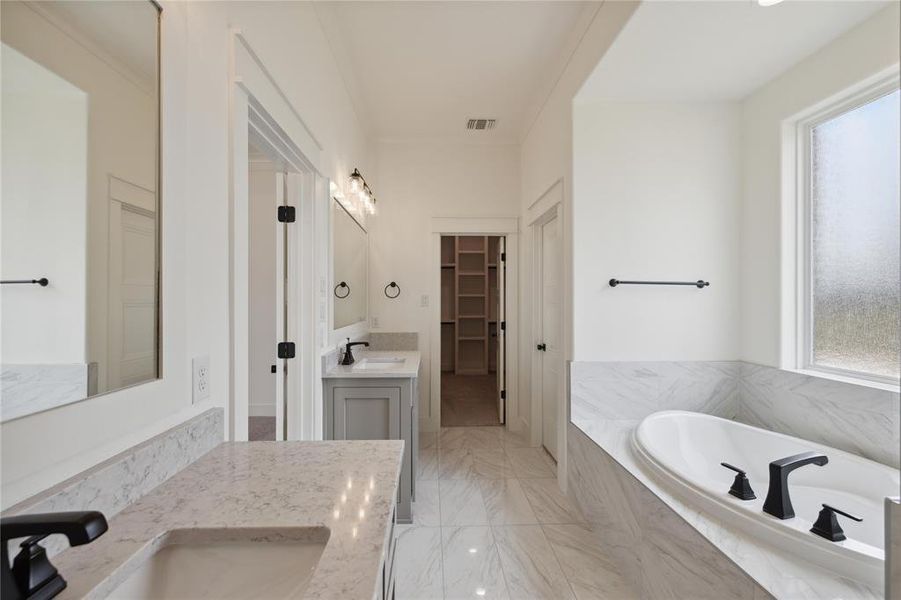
[53, 440, 404, 599]
[323, 350, 421, 379]
[572, 417, 881, 600]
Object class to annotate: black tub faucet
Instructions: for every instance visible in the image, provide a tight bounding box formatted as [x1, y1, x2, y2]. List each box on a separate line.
[1, 511, 108, 600]
[762, 451, 828, 519]
[340, 338, 370, 365]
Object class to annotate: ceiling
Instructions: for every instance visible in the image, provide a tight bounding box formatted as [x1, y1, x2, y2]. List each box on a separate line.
[316, 1, 596, 142]
[577, 0, 891, 103]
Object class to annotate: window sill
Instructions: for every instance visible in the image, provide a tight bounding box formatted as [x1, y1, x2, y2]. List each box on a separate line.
[786, 367, 900, 394]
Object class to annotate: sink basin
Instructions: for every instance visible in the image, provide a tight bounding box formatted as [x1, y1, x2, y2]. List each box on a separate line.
[352, 357, 405, 371]
[108, 527, 329, 599]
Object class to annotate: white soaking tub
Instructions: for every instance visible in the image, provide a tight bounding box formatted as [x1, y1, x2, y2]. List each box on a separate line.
[632, 410, 898, 588]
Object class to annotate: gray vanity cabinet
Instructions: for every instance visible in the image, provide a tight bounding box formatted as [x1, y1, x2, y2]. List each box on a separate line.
[324, 377, 417, 524]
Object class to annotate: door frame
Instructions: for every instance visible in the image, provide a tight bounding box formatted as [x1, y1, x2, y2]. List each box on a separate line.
[529, 198, 565, 476]
[228, 30, 326, 441]
[427, 217, 519, 433]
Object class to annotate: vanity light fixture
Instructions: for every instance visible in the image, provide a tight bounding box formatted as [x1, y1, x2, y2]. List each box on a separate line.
[347, 168, 378, 216]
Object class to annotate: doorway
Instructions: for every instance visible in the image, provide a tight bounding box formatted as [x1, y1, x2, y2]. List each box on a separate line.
[534, 206, 562, 460]
[440, 235, 506, 427]
[247, 141, 287, 441]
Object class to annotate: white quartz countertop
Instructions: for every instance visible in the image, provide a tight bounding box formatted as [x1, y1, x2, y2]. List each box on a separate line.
[53, 440, 404, 599]
[323, 350, 421, 379]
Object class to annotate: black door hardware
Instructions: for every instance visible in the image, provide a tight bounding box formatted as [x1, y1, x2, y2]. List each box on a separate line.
[270, 365, 277, 374]
[536, 343, 546, 351]
[277, 342, 296, 359]
[277, 206, 296, 223]
[720, 463, 756, 500]
[810, 504, 862, 542]
[763, 451, 828, 519]
[1, 511, 108, 600]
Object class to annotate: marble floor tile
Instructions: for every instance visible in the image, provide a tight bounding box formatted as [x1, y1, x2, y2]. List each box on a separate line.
[439, 448, 475, 480]
[413, 480, 441, 527]
[469, 449, 514, 479]
[439, 427, 470, 450]
[479, 479, 538, 525]
[465, 427, 505, 450]
[491, 525, 575, 600]
[439, 479, 489, 526]
[519, 478, 584, 524]
[420, 431, 439, 450]
[441, 527, 509, 599]
[542, 523, 637, 600]
[418, 448, 439, 481]
[500, 427, 533, 449]
[506, 447, 556, 479]
[395, 526, 445, 600]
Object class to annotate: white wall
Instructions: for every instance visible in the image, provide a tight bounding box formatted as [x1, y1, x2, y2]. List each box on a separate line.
[517, 1, 638, 484]
[369, 141, 520, 429]
[1, 43, 87, 364]
[572, 102, 741, 361]
[1, 0, 371, 508]
[740, 3, 900, 367]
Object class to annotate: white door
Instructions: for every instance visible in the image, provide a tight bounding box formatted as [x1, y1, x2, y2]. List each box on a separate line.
[539, 212, 561, 460]
[496, 237, 506, 423]
[108, 202, 157, 390]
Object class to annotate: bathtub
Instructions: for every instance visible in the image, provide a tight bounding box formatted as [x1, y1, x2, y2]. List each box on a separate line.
[632, 410, 898, 589]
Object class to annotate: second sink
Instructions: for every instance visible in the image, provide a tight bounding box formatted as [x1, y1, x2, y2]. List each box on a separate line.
[352, 357, 405, 371]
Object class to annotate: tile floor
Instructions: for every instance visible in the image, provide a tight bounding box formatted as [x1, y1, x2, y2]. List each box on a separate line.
[395, 426, 636, 599]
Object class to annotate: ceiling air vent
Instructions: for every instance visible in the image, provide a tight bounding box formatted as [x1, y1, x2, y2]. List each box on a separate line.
[466, 118, 496, 131]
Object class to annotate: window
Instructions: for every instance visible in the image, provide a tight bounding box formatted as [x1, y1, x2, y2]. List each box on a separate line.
[802, 85, 900, 383]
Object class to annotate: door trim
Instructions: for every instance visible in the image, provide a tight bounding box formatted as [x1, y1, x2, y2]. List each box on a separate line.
[427, 217, 519, 434]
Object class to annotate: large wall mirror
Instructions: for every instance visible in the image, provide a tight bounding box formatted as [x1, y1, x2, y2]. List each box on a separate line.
[333, 200, 368, 330]
[1, 1, 160, 422]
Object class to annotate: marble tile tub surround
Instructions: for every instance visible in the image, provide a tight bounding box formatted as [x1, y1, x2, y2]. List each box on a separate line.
[571, 360, 900, 468]
[3, 408, 224, 557]
[568, 421, 880, 599]
[50, 440, 403, 599]
[1, 363, 89, 422]
[739, 363, 899, 468]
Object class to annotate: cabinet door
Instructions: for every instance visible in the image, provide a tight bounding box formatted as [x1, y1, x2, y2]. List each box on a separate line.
[333, 387, 401, 441]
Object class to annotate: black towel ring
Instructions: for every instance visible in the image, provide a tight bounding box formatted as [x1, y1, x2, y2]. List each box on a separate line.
[384, 281, 400, 299]
[334, 281, 350, 298]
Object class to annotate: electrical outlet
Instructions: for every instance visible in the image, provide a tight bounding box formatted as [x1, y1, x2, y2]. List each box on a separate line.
[192, 356, 210, 403]
[371, 316, 380, 329]
[420, 294, 429, 308]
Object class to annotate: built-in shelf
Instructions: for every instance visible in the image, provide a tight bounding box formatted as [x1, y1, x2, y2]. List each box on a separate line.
[441, 234, 502, 375]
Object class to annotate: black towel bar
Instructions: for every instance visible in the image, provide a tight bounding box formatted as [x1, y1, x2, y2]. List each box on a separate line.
[609, 278, 709, 289]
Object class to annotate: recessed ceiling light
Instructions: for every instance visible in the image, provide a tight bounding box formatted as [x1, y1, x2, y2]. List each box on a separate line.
[757, 0, 785, 6]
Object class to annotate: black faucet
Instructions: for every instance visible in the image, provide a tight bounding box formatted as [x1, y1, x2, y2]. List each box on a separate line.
[762, 451, 828, 519]
[340, 338, 370, 365]
[1, 511, 108, 600]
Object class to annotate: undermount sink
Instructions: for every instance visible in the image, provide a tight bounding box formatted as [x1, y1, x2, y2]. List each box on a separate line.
[352, 357, 405, 371]
[108, 527, 329, 599]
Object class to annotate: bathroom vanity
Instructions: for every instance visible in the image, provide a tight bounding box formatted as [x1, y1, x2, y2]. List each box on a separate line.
[323, 351, 420, 523]
[50, 440, 404, 600]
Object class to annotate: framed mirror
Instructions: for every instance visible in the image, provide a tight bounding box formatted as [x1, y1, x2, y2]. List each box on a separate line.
[332, 199, 368, 330]
[1, 1, 161, 422]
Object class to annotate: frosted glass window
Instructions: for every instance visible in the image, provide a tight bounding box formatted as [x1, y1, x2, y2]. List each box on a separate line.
[809, 89, 900, 379]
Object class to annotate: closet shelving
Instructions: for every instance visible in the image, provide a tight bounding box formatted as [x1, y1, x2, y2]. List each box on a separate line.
[440, 235, 500, 375]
